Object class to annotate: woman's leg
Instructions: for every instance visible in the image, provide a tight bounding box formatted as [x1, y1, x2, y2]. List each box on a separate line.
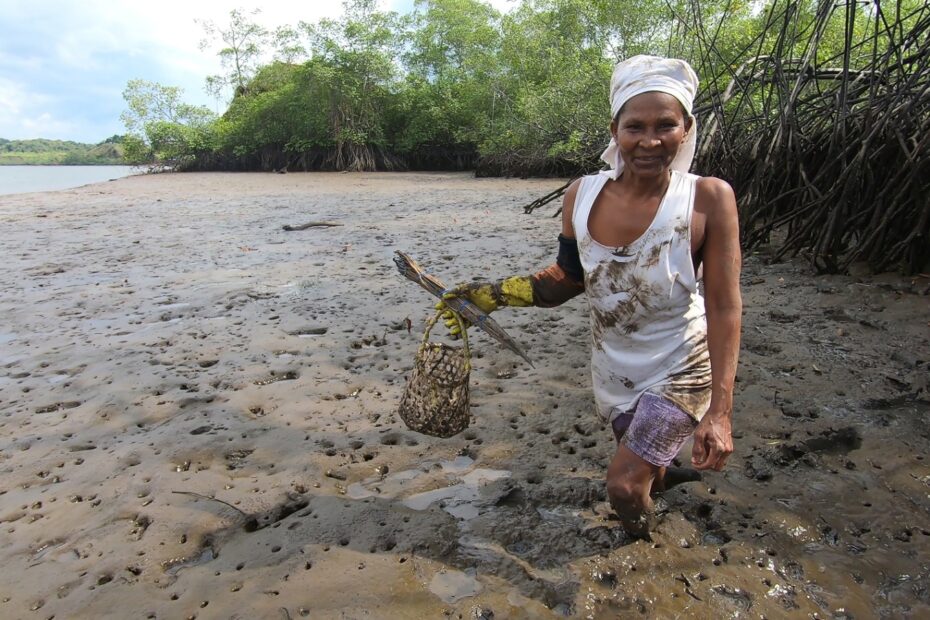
[606, 443, 661, 538]
[607, 393, 701, 536]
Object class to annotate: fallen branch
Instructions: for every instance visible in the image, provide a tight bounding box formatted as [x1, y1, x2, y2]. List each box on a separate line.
[282, 221, 343, 231]
[171, 490, 249, 518]
[522, 179, 575, 215]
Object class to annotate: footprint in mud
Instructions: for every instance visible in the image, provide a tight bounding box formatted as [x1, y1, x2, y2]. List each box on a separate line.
[379, 433, 401, 446]
[744, 340, 782, 356]
[711, 585, 753, 612]
[26, 263, 68, 277]
[253, 370, 299, 385]
[745, 426, 862, 480]
[781, 426, 862, 462]
[803, 427, 861, 454]
[767, 310, 799, 324]
[34, 401, 81, 413]
[225, 449, 254, 470]
[462, 430, 481, 443]
[287, 327, 328, 337]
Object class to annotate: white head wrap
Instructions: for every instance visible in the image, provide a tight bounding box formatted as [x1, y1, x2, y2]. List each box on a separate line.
[600, 55, 699, 179]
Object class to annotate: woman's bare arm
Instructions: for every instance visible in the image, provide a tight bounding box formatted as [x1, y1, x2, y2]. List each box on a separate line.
[530, 179, 585, 307]
[692, 177, 742, 471]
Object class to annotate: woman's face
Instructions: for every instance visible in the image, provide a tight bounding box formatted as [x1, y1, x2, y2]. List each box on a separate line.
[610, 91, 692, 178]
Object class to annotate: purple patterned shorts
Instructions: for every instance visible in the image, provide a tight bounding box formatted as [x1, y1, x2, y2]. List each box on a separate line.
[611, 392, 699, 467]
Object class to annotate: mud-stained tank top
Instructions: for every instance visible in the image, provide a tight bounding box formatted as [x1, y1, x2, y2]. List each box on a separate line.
[572, 170, 712, 422]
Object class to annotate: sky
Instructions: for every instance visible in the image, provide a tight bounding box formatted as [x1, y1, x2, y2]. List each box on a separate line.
[0, 0, 512, 143]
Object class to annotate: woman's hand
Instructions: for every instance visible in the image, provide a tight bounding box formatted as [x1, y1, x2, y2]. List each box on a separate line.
[433, 303, 471, 338]
[434, 282, 499, 338]
[442, 282, 502, 314]
[691, 411, 733, 471]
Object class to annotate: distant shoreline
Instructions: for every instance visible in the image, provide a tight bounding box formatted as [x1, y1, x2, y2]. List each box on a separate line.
[0, 137, 125, 166]
[0, 162, 126, 166]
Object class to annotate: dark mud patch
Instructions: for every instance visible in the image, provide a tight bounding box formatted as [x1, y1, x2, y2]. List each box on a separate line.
[175, 493, 460, 573]
[447, 476, 623, 611]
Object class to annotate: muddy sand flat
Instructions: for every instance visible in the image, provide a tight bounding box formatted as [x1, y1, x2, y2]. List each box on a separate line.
[1, 171, 928, 619]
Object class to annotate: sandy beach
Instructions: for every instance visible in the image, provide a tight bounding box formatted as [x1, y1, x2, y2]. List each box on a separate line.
[1, 171, 928, 619]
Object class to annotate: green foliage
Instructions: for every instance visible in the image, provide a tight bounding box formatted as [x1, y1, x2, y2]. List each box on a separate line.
[395, 0, 500, 153]
[214, 63, 311, 159]
[117, 0, 926, 176]
[300, 0, 402, 168]
[199, 8, 270, 100]
[121, 79, 216, 167]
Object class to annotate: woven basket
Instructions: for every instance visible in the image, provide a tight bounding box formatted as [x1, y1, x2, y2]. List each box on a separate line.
[398, 311, 471, 438]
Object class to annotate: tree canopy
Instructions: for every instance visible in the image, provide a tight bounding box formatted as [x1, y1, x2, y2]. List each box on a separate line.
[123, 0, 924, 174]
[121, 0, 929, 272]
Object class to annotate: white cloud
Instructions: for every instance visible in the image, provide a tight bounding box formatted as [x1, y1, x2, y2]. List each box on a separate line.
[20, 113, 77, 138]
[0, 77, 48, 118]
[0, 79, 25, 117]
[0, 0, 516, 141]
[0, 78, 75, 139]
[0, 50, 44, 74]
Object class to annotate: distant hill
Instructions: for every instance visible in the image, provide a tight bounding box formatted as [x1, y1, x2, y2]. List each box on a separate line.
[0, 136, 126, 165]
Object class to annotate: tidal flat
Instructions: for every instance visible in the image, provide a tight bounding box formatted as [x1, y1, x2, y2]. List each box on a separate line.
[1, 171, 928, 618]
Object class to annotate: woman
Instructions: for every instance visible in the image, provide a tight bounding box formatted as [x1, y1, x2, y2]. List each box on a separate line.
[443, 56, 741, 538]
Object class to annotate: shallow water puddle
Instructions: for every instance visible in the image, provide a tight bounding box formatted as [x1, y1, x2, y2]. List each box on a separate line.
[0, 349, 24, 363]
[163, 547, 216, 576]
[346, 468, 422, 500]
[440, 455, 475, 473]
[461, 468, 511, 487]
[403, 485, 476, 512]
[31, 538, 69, 561]
[402, 467, 511, 519]
[346, 456, 511, 521]
[536, 505, 582, 523]
[429, 568, 483, 603]
[137, 318, 182, 333]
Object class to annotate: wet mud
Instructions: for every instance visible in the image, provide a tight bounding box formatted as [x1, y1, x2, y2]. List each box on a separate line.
[0, 172, 928, 618]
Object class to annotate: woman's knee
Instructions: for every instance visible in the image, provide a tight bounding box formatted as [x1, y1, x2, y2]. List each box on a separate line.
[606, 476, 644, 511]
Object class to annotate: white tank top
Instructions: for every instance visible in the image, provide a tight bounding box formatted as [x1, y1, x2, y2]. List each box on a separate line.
[572, 170, 712, 422]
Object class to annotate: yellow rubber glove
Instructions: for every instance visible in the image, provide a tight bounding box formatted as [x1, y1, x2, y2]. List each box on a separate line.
[435, 276, 535, 337]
